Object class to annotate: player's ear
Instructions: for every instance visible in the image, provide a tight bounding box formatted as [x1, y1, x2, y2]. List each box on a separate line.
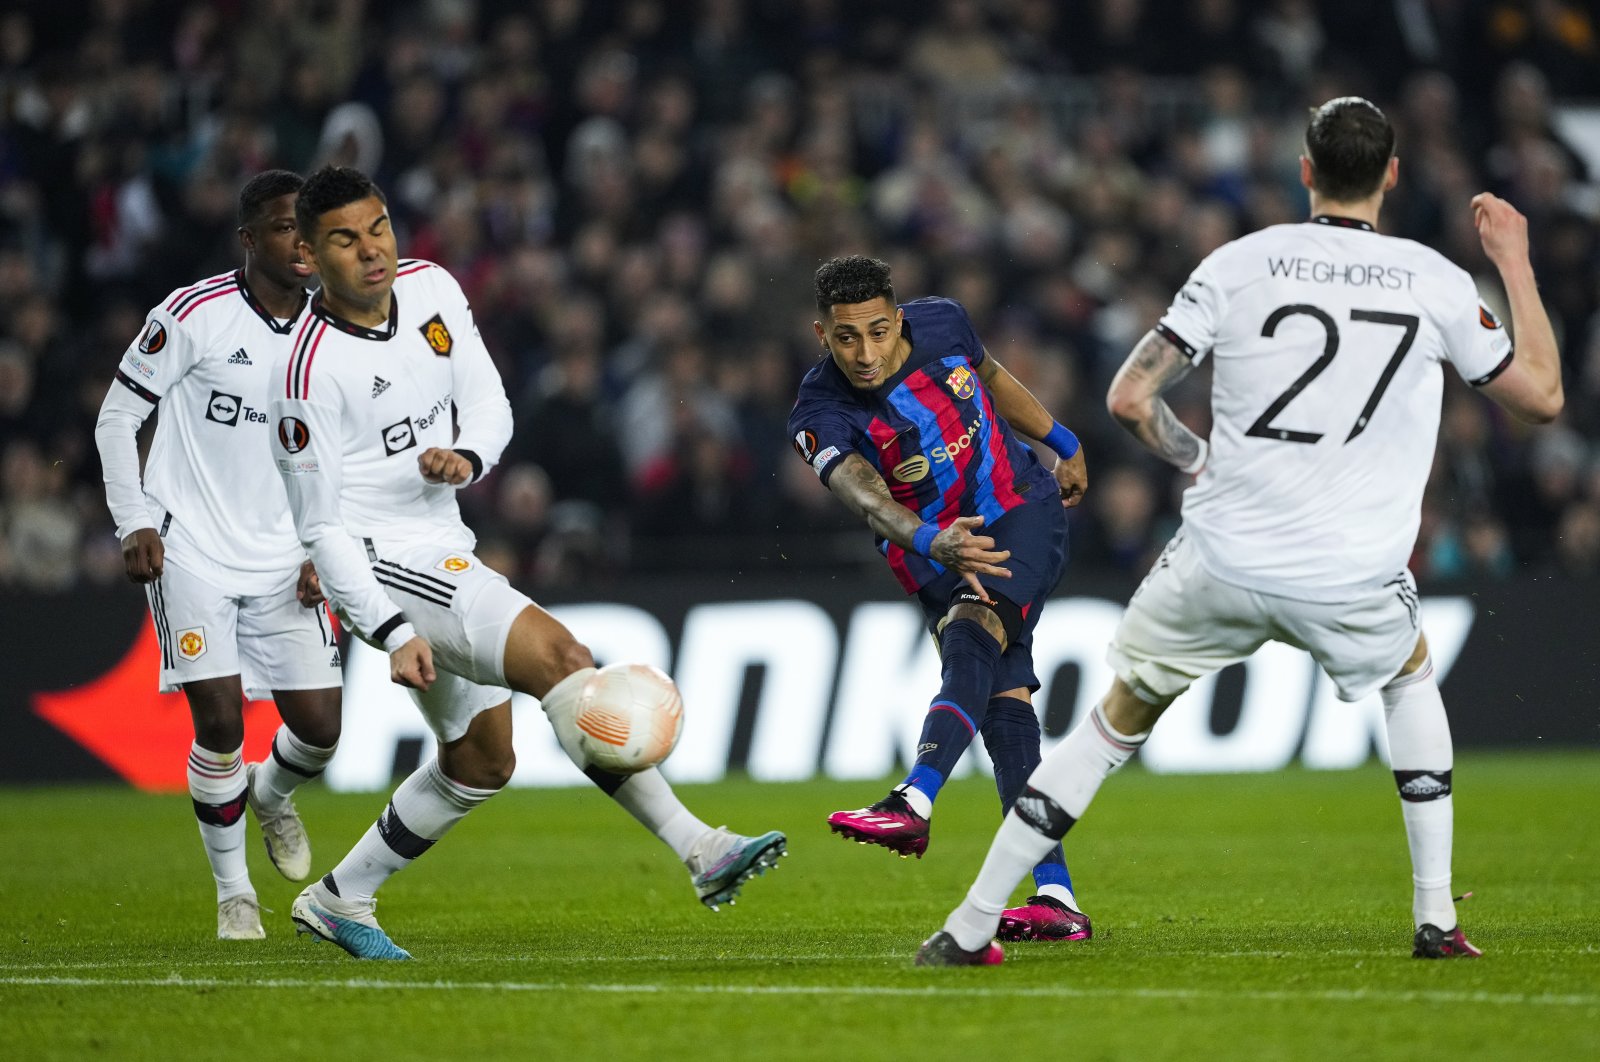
[237, 225, 255, 253]
[1384, 156, 1399, 192]
[1299, 156, 1314, 191]
[813, 319, 827, 351]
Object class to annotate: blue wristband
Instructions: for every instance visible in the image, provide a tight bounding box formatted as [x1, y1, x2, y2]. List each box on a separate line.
[912, 522, 939, 558]
[1044, 422, 1080, 460]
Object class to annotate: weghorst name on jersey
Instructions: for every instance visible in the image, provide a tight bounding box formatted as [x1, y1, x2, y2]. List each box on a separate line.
[1264, 257, 1416, 290]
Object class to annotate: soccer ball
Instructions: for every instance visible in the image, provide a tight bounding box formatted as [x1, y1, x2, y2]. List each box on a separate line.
[572, 663, 685, 774]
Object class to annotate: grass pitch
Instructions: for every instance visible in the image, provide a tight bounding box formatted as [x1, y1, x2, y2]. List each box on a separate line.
[1, 752, 1595, 1061]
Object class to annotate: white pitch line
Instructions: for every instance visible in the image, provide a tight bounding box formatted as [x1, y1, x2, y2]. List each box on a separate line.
[3, 946, 1587, 972]
[3, 945, 1593, 973]
[1, 975, 1595, 1009]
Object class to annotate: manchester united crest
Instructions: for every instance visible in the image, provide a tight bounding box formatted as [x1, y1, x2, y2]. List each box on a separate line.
[945, 365, 976, 400]
[419, 313, 453, 356]
[176, 627, 207, 661]
[437, 555, 472, 574]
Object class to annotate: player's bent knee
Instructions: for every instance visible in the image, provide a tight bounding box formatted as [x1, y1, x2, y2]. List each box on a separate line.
[474, 749, 516, 790]
[943, 586, 1023, 650]
[186, 686, 246, 749]
[276, 690, 342, 749]
[556, 638, 595, 679]
[504, 605, 595, 697]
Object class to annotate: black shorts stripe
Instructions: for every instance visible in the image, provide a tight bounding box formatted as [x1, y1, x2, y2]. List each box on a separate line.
[313, 606, 329, 647]
[1468, 350, 1514, 387]
[148, 579, 173, 669]
[114, 369, 160, 404]
[374, 560, 455, 593]
[145, 585, 164, 668]
[373, 563, 455, 598]
[375, 573, 453, 609]
[1155, 322, 1200, 360]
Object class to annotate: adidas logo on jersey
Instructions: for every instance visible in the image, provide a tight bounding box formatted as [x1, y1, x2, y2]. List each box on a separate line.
[372, 376, 391, 398]
[226, 348, 252, 365]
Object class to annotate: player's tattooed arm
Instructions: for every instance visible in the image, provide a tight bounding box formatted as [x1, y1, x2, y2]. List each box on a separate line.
[1107, 330, 1208, 473]
[827, 454, 1012, 593]
[828, 453, 925, 547]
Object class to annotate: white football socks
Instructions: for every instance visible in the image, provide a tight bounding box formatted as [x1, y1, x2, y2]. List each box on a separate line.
[540, 665, 713, 862]
[252, 725, 336, 809]
[611, 768, 715, 862]
[1381, 658, 1457, 931]
[944, 702, 1148, 951]
[326, 759, 497, 905]
[187, 742, 251, 902]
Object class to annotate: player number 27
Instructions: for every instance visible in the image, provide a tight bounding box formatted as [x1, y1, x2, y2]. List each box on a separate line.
[1246, 304, 1419, 444]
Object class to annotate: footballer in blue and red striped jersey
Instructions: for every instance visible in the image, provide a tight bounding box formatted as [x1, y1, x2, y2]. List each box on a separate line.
[789, 255, 1091, 944]
[789, 295, 1059, 593]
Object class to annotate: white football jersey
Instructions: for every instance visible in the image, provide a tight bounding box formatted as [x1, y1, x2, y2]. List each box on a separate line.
[1157, 216, 1513, 601]
[107, 270, 310, 593]
[268, 260, 513, 647]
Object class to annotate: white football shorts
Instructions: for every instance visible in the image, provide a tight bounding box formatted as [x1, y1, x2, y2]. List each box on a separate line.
[146, 556, 343, 701]
[1108, 530, 1422, 704]
[358, 540, 533, 743]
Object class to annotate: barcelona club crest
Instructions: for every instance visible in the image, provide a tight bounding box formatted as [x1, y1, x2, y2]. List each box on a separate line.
[419, 313, 453, 356]
[945, 365, 975, 400]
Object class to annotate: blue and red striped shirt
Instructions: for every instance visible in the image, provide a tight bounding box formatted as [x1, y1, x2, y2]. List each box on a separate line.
[788, 297, 1056, 592]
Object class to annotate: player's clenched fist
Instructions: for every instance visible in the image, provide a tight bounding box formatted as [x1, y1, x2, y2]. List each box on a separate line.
[390, 636, 436, 690]
[418, 447, 473, 485]
[1471, 193, 1529, 269]
[121, 527, 164, 584]
[296, 559, 325, 607]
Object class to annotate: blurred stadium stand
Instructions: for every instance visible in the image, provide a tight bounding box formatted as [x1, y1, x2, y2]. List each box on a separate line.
[1, 0, 1598, 595]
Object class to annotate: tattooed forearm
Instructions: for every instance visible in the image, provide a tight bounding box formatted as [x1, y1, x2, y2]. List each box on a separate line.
[1136, 400, 1205, 469]
[1108, 330, 1207, 470]
[830, 453, 922, 547]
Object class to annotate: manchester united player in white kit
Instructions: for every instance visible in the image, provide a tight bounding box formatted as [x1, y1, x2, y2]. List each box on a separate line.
[918, 98, 1564, 966]
[272, 166, 784, 960]
[94, 171, 344, 941]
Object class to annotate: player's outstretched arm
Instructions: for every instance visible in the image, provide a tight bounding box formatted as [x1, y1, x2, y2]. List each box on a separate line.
[976, 350, 1087, 507]
[1107, 330, 1208, 473]
[1471, 193, 1564, 424]
[828, 453, 1011, 600]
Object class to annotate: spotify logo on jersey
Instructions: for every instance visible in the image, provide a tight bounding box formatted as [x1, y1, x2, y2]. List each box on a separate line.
[892, 455, 930, 483]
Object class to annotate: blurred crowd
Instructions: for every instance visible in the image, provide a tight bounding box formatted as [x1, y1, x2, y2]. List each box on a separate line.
[2, 0, 1599, 593]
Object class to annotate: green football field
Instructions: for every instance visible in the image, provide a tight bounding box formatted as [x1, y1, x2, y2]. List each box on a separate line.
[2, 752, 1595, 1061]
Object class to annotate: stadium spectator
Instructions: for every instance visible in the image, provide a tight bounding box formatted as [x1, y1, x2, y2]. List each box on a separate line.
[0, 0, 1593, 590]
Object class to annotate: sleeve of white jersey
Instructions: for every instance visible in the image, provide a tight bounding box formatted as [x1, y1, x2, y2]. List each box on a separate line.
[269, 391, 417, 652]
[1155, 253, 1228, 365]
[94, 383, 158, 540]
[1439, 271, 1515, 387]
[441, 275, 513, 485]
[93, 302, 205, 539]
